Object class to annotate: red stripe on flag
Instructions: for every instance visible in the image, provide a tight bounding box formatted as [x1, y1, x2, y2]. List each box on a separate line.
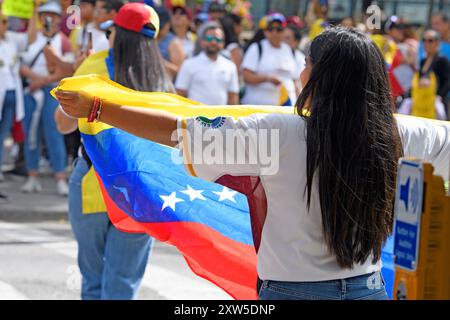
[96, 172, 258, 300]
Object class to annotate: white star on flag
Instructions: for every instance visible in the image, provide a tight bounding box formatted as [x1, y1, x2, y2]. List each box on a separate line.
[213, 187, 238, 203]
[181, 185, 206, 201]
[160, 192, 184, 211]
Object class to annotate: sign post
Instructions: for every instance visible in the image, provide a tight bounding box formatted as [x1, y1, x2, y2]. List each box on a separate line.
[393, 159, 450, 300]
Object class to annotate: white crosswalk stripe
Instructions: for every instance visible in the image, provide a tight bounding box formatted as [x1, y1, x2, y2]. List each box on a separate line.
[0, 281, 29, 300]
[0, 221, 231, 300]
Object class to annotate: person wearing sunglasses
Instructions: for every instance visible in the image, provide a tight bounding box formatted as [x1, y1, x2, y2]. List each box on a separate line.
[155, 5, 186, 80]
[241, 13, 298, 106]
[175, 22, 239, 105]
[19, 1, 74, 195]
[399, 29, 450, 120]
[429, 12, 450, 61]
[170, 5, 195, 58]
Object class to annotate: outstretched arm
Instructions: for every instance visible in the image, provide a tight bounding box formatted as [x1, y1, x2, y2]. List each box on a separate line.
[55, 90, 178, 148]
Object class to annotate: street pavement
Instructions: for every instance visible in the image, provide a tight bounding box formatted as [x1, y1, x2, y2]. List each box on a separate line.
[0, 138, 68, 222]
[0, 173, 68, 222]
[0, 220, 232, 300]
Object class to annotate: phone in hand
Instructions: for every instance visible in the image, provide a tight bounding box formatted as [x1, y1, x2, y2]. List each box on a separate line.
[44, 16, 52, 33]
[44, 16, 52, 44]
[87, 32, 93, 53]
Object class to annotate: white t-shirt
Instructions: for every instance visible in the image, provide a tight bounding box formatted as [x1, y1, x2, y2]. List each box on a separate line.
[0, 32, 28, 90]
[177, 32, 195, 58]
[222, 42, 240, 61]
[294, 49, 306, 80]
[0, 31, 28, 121]
[77, 23, 109, 54]
[241, 39, 297, 106]
[177, 113, 450, 282]
[175, 52, 240, 105]
[22, 32, 63, 77]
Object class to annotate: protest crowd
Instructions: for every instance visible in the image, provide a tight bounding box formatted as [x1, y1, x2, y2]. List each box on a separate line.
[0, 0, 450, 301]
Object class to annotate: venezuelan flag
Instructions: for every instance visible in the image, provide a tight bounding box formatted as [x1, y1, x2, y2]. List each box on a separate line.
[278, 84, 292, 107]
[53, 74, 396, 300]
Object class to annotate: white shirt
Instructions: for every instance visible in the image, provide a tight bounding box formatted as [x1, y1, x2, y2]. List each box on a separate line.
[241, 39, 297, 106]
[177, 113, 450, 282]
[294, 49, 306, 80]
[175, 52, 240, 105]
[22, 32, 63, 77]
[77, 23, 109, 54]
[0, 31, 28, 121]
[0, 32, 27, 90]
[222, 42, 239, 61]
[177, 32, 195, 58]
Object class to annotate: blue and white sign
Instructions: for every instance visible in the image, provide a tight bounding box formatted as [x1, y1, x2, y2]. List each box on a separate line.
[393, 159, 424, 271]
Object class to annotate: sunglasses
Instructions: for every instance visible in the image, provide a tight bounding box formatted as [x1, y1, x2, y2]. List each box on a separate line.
[173, 9, 187, 16]
[204, 35, 224, 43]
[267, 26, 285, 33]
[105, 28, 112, 40]
[423, 38, 437, 43]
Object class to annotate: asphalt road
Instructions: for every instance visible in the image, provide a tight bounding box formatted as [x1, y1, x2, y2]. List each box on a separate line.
[0, 220, 231, 300]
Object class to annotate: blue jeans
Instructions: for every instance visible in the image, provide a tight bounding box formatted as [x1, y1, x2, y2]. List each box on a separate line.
[259, 272, 388, 300]
[68, 157, 153, 300]
[23, 86, 66, 173]
[0, 91, 16, 167]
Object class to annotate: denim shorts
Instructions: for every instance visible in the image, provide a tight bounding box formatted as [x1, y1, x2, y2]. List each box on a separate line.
[259, 272, 388, 300]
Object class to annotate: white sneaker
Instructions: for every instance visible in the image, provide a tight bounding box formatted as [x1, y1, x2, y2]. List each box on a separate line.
[21, 176, 42, 193]
[56, 179, 69, 197]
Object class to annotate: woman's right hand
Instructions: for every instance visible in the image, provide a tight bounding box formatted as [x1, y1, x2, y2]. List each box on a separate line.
[55, 90, 94, 119]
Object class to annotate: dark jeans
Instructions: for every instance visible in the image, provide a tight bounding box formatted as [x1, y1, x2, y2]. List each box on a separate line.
[258, 272, 388, 300]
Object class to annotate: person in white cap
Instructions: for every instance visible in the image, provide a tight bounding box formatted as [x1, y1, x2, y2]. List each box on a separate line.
[19, 1, 72, 196]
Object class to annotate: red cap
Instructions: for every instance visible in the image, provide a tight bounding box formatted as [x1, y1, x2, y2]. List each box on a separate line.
[172, 6, 193, 21]
[113, 3, 160, 38]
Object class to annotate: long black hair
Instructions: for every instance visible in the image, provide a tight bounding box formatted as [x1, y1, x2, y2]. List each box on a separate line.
[244, 28, 265, 52]
[113, 26, 174, 93]
[296, 27, 403, 269]
[220, 13, 242, 47]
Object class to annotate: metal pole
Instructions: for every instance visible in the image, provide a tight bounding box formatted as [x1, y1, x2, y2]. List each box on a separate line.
[428, 0, 435, 26]
[266, 0, 271, 14]
[350, 0, 356, 18]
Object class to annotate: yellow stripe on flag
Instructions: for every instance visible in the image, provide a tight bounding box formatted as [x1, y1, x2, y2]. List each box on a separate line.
[52, 74, 296, 135]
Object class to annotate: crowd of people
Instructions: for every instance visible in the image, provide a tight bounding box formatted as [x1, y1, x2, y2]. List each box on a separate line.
[1, 0, 449, 198]
[0, 0, 450, 300]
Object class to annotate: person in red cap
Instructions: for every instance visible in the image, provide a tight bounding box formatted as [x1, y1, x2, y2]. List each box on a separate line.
[155, 5, 186, 80]
[171, 6, 195, 57]
[55, 2, 173, 300]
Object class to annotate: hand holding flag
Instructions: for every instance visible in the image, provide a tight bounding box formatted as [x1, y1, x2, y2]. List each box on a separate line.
[56, 90, 93, 119]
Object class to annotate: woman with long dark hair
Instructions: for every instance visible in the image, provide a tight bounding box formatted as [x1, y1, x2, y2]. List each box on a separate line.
[220, 13, 244, 71]
[55, 3, 172, 300]
[56, 27, 450, 300]
[111, 22, 173, 93]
